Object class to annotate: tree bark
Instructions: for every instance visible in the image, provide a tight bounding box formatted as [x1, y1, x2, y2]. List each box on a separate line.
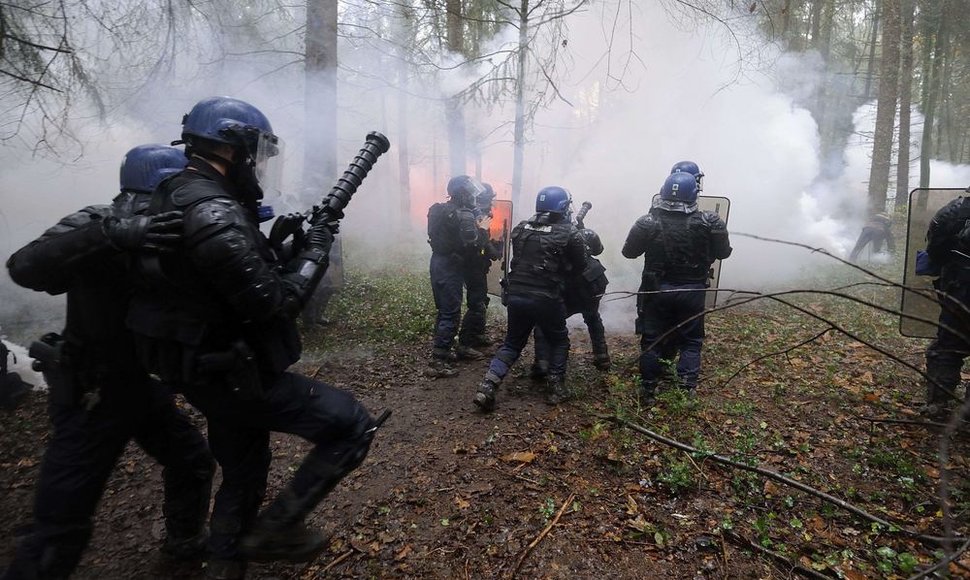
[863, 0, 881, 101]
[304, 0, 338, 195]
[446, 0, 466, 177]
[511, 0, 529, 214]
[918, 0, 946, 190]
[893, 0, 915, 211]
[396, 4, 412, 232]
[866, 0, 901, 211]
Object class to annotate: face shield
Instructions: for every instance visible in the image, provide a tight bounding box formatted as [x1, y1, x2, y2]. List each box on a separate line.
[696, 173, 705, 192]
[253, 131, 285, 200]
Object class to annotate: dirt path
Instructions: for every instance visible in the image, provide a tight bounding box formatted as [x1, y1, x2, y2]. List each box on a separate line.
[1, 322, 966, 578]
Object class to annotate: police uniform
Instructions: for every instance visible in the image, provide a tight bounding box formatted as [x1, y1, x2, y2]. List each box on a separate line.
[622, 195, 731, 401]
[4, 199, 214, 579]
[923, 195, 970, 415]
[427, 188, 481, 365]
[474, 200, 587, 412]
[126, 156, 377, 571]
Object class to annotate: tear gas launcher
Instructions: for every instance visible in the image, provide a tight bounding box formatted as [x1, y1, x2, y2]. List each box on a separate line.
[270, 131, 391, 247]
[575, 201, 592, 229]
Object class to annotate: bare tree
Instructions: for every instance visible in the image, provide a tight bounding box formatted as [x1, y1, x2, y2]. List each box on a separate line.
[866, 0, 900, 211]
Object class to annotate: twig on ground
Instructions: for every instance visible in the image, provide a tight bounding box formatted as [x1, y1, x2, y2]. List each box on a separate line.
[610, 415, 959, 545]
[724, 530, 831, 579]
[906, 538, 970, 579]
[857, 415, 951, 428]
[321, 548, 356, 573]
[508, 493, 575, 578]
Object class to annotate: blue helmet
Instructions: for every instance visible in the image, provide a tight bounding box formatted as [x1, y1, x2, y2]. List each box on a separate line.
[447, 175, 484, 208]
[670, 160, 704, 192]
[535, 186, 572, 215]
[119, 144, 187, 193]
[178, 96, 278, 160]
[660, 171, 699, 204]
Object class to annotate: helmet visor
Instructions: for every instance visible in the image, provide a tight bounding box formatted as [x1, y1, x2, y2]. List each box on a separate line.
[255, 133, 285, 199]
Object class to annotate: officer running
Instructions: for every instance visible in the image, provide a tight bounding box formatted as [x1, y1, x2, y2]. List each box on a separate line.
[125, 97, 382, 579]
[474, 186, 587, 412]
[622, 165, 732, 406]
[3, 145, 215, 579]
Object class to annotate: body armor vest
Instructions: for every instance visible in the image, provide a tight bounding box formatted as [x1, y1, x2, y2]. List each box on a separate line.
[506, 218, 575, 298]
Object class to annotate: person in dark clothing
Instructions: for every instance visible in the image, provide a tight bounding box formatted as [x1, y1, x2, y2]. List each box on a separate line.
[458, 183, 499, 350]
[473, 186, 587, 412]
[426, 175, 486, 377]
[849, 212, 895, 262]
[124, 97, 382, 579]
[0, 340, 31, 410]
[922, 190, 970, 417]
[532, 224, 611, 376]
[2, 144, 215, 580]
[622, 170, 732, 406]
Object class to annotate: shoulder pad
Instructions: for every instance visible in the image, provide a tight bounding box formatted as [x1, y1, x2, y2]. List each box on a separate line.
[57, 205, 111, 228]
[171, 180, 231, 209]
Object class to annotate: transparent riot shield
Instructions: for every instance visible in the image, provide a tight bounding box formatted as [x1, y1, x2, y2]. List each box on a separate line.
[651, 195, 731, 308]
[899, 188, 966, 338]
[486, 200, 513, 298]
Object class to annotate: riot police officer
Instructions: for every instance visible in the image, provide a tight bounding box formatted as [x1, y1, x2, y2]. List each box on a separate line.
[125, 97, 381, 579]
[460, 182, 500, 349]
[622, 170, 732, 406]
[427, 175, 486, 376]
[533, 222, 611, 375]
[3, 145, 214, 579]
[474, 186, 587, 412]
[923, 190, 970, 417]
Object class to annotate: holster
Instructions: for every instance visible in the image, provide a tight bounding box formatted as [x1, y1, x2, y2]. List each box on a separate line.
[195, 340, 263, 401]
[28, 333, 76, 405]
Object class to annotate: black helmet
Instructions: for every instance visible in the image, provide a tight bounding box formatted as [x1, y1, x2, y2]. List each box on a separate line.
[580, 228, 604, 256]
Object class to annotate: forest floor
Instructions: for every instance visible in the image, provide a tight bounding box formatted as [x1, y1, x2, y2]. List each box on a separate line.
[2, 266, 970, 579]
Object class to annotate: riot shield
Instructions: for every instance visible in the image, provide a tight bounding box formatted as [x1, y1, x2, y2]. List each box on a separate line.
[900, 188, 966, 338]
[486, 200, 513, 298]
[651, 195, 731, 308]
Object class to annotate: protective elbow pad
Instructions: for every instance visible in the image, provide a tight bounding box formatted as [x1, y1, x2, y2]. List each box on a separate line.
[282, 247, 330, 308]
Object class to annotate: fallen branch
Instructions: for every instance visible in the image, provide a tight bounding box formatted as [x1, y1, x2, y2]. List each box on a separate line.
[906, 538, 970, 580]
[857, 415, 952, 428]
[717, 326, 836, 389]
[724, 530, 832, 579]
[322, 548, 356, 573]
[610, 415, 958, 545]
[507, 493, 575, 578]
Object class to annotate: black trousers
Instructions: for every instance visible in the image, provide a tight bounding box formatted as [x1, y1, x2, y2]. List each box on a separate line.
[183, 372, 372, 562]
[3, 377, 213, 580]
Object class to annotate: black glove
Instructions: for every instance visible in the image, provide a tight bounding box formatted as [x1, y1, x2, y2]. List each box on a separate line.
[103, 211, 183, 251]
[305, 221, 335, 254]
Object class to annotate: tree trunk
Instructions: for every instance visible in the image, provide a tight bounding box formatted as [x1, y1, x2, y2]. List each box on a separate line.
[866, 0, 900, 211]
[396, 5, 412, 232]
[893, 0, 915, 211]
[304, 0, 338, 196]
[864, 0, 881, 101]
[918, 0, 946, 189]
[445, 0, 466, 177]
[511, 0, 529, 214]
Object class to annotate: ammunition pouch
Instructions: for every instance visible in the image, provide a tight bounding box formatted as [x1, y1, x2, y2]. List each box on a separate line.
[195, 340, 263, 401]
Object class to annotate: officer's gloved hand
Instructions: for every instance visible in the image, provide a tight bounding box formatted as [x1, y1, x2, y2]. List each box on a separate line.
[103, 211, 184, 251]
[305, 221, 335, 254]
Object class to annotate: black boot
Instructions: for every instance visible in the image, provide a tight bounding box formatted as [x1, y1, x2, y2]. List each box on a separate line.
[640, 383, 657, 408]
[455, 344, 485, 360]
[592, 351, 611, 371]
[474, 375, 500, 413]
[425, 348, 458, 378]
[241, 416, 383, 563]
[547, 375, 571, 405]
[530, 359, 549, 381]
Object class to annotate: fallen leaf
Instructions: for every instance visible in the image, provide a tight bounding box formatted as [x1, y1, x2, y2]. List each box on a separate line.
[395, 544, 412, 560]
[502, 451, 536, 464]
[455, 495, 470, 510]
